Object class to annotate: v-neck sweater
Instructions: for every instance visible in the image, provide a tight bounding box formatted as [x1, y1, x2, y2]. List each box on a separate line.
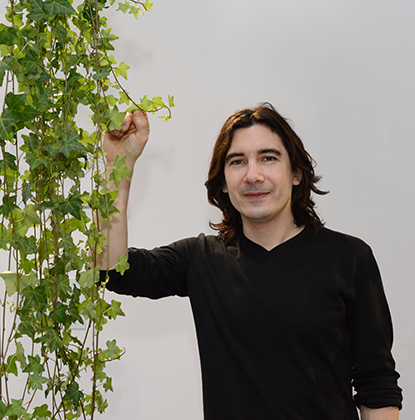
[102, 227, 402, 419]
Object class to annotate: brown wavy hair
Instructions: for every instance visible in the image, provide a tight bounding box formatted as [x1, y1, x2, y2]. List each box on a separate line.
[205, 103, 328, 244]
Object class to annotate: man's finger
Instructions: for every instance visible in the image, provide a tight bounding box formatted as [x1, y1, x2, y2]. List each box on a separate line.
[132, 109, 149, 131]
[120, 112, 134, 132]
[107, 129, 123, 138]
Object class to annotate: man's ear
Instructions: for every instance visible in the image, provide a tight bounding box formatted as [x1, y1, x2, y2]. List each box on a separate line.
[293, 171, 302, 186]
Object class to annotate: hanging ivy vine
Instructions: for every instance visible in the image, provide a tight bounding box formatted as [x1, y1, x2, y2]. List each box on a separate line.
[0, 0, 173, 417]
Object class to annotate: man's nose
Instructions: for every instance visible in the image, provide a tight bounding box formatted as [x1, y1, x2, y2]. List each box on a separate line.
[244, 162, 265, 184]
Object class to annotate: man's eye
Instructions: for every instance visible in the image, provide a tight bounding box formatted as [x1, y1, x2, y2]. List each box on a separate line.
[262, 156, 277, 162]
[230, 159, 244, 166]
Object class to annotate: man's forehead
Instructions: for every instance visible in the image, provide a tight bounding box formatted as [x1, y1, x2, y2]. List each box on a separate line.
[227, 126, 286, 154]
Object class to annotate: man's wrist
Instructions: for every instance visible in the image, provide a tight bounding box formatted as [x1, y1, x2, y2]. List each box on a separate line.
[105, 159, 135, 173]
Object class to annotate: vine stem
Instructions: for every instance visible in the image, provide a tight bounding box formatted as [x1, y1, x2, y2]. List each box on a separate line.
[0, 289, 8, 403]
[109, 63, 172, 118]
[132, 0, 151, 12]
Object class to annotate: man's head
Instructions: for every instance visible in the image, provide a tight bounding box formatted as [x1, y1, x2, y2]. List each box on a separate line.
[205, 103, 327, 243]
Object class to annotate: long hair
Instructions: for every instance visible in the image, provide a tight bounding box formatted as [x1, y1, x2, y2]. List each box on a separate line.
[205, 103, 328, 244]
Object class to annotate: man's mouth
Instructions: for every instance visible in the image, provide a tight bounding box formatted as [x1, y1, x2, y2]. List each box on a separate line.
[243, 191, 270, 199]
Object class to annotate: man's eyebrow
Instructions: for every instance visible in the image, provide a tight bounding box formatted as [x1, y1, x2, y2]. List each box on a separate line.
[258, 148, 282, 156]
[225, 152, 244, 163]
[225, 148, 283, 163]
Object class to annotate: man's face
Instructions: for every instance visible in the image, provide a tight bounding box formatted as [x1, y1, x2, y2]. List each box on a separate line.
[223, 124, 300, 230]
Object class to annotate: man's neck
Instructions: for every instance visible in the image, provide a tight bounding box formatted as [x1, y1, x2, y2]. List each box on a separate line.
[242, 217, 304, 251]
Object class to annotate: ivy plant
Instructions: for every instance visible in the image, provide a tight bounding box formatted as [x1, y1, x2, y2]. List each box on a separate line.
[0, 0, 173, 418]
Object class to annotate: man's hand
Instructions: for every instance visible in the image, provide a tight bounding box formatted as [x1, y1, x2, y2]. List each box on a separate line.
[103, 109, 150, 169]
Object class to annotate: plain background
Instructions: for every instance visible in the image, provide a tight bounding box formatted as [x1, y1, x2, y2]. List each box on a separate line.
[1, 0, 414, 418]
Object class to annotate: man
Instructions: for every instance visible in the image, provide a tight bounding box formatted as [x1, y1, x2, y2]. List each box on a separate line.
[98, 103, 402, 419]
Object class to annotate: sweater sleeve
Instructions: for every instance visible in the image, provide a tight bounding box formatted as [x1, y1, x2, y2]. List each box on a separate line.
[99, 236, 199, 299]
[349, 247, 403, 409]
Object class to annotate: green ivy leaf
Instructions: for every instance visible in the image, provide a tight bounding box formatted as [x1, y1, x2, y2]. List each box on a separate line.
[107, 299, 125, 319]
[92, 67, 111, 81]
[0, 44, 8, 57]
[63, 382, 84, 406]
[79, 298, 97, 321]
[5, 399, 27, 418]
[1, 271, 37, 296]
[116, 1, 132, 14]
[58, 194, 83, 219]
[26, 154, 49, 170]
[5, 92, 39, 123]
[32, 404, 51, 419]
[0, 228, 13, 250]
[101, 27, 119, 46]
[59, 134, 87, 158]
[22, 285, 48, 313]
[116, 1, 146, 18]
[101, 339, 122, 360]
[15, 341, 27, 369]
[6, 353, 18, 376]
[119, 91, 130, 105]
[33, 91, 54, 111]
[0, 56, 12, 86]
[105, 94, 118, 107]
[44, 0, 76, 18]
[59, 230, 75, 252]
[0, 151, 18, 171]
[52, 22, 68, 43]
[168, 95, 175, 108]
[103, 376, 113, 392]
[14, 235, 37, 255]
[22, 180, 31, 204]
[52, 301, 68, 324]
[0, 24, 18, 46]
[0, 108, 19, 140]
[23, 354, 45, 375]
[0, 195, 18, 217]
[94, 358, 106, 381]
[145, 0, 154, 10]
[115, 252, 130, 275]
[25, 39, 42, 55]
[18, 314, 38, 338]
[139, 94, 153, 111]
[27, 0, 47, 22]
[28, 371, 49, 390]
[152, 96, 165, 108]
[35, 327, 63, 352]
[68, 299, 84, 326]
[57, 275, 72, 300]
[0, 401, 6, 418]
[96, 299, 110, 323]
[21, 256, 36, 274]
[106, 107, 127, 131]
[114, 61, 129, 80]
[109, 155, 131, 187]
[96, 189, 119, 219]
[12, 204, 41, 236]
[78, 268, 99, 289]
[18, 56, 38, 75]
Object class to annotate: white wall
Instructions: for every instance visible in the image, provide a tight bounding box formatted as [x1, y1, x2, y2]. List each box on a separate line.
[1, 0, 414, 418]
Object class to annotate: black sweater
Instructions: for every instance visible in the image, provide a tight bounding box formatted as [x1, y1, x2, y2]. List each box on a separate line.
[102, 227, 402, 419]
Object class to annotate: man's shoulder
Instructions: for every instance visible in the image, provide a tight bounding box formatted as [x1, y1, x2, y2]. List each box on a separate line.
[312, 227, 372, 254]
[163, 232, 226, 253]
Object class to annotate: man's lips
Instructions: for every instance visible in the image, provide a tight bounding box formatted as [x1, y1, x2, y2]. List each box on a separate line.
[242, 191, 270, 199]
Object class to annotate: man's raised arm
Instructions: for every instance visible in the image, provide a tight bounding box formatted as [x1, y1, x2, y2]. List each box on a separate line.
[360, 406, 399, 420]
[95, 110, 150, 270]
